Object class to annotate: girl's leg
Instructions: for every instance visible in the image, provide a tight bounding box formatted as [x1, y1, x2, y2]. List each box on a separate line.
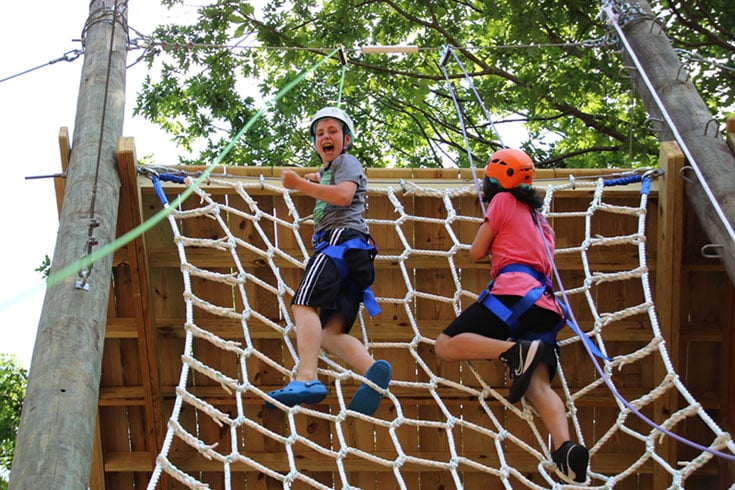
[524, 364, 569, 449]
[435, 332, 514, 362]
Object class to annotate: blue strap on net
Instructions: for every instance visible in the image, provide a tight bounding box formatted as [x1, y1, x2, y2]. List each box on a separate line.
[313, 233, 381, 317]
[603, 173, 652, 196]
[150, 173, 187, 206]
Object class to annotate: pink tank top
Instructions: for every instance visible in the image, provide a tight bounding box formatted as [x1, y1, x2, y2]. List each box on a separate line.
[485, 192, 561, 315]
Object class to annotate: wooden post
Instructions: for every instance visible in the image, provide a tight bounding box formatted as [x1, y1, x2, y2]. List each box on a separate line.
[9, 1, 127, 488]
[653, 141, 684, 490]
[614, 0, 735, 286]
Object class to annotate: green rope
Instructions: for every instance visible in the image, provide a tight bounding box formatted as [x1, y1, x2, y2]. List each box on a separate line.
[2, 47, 342, 311]
[336, 65, 347, 107]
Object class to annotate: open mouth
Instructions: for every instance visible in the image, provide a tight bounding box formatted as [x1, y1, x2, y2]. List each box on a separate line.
[321, 142, 335, 153]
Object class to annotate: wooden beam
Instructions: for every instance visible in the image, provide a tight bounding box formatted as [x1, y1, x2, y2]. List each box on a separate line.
[55, 127, 70, 218]
[89, 412, 106, 490]
[96, 384, 721, 411]
[145, 247, 646, 272]
[137, 168, 654, 197]
[116, 137, 168, 486]
[101, 449, 657, 475]
[724, 275, 735, 486]
[654, 141, 685, 490]
[145, 316, 660, 342]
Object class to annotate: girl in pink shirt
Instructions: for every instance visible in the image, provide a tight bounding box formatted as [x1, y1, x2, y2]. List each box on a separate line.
[434, 148, 588, 484]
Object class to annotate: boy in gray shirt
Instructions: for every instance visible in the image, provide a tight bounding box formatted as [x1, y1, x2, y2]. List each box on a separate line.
[266, 107, 391, 416]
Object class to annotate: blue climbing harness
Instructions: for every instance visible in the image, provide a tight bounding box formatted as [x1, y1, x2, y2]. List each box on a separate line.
[478, 263, 563, 345]
[478, 263, 608, 360]
[312, 230, 381, 316]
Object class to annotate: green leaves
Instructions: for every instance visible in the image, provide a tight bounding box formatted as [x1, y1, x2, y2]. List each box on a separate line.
[0, 354, 27, 480]
[134, 0, 731, 169]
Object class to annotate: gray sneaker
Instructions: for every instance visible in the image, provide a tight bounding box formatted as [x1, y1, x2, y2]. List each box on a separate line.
[552, 440, 589, 483]
[499, 339, 544, 403]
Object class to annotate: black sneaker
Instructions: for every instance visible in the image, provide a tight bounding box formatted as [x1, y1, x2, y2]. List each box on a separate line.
[499, 339, 544, 403]
[552, 440, 589, 483]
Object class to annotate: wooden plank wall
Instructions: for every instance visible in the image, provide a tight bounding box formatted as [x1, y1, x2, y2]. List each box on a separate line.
[85, 146, 735, 488]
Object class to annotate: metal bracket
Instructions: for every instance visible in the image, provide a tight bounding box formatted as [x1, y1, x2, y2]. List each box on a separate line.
[701, 243, 723, 259]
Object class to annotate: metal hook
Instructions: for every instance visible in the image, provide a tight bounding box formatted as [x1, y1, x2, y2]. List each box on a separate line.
[644, 117, 664, 133]
[137, 166, 159, 179]
[619, 65, 636, 79]
[701, 243, 723, 259]
[648, 16, 665, 34]
[439, 45, 453, 68]
[675, 63, 690, 82]
[679, 165, 695, 184]
[337, 46, 347, 66]
[641, 168, 663, 181]
[703, 118, 720, 137]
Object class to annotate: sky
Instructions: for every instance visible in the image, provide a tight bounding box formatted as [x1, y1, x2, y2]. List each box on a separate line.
[0, 2, 201, 369]
[0, 2, 528, 371]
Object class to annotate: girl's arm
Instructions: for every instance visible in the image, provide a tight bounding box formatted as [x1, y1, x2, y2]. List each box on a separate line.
[470, 219, 494, 260]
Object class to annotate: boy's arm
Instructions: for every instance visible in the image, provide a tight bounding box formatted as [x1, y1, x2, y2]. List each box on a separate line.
[282, 168, 357, 206]
[304, 172, 320, 183]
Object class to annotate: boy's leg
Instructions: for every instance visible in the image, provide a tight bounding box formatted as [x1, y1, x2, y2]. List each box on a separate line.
[322, 317, 391, 416]
[322, 315, 374, 374]
[291, 304, 324, 382]
[265, 304, 328, 409]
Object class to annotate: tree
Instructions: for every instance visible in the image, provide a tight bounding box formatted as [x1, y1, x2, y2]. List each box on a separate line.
[0, 355, 27, 489]
[135, 0, 734, 170]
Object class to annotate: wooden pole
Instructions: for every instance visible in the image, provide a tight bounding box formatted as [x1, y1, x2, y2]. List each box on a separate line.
[9, 1, 127, 488]
[653, 141, 684, 490]
[609, 0, 735, 286]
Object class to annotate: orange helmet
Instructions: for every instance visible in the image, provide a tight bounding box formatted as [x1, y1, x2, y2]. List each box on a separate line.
[484, 148, 534, 189]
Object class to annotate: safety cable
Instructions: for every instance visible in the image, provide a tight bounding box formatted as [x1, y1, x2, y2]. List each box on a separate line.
[438, 54, 485, 216]
[76, 0, 127, 290]
[438, 44, 511, 216]
[0, 49, 84, 84]
[600, 0, 735, 246]
[133, 38, 611, 56]
[675, 48, 735, 73]
[0, 32, 612, 86]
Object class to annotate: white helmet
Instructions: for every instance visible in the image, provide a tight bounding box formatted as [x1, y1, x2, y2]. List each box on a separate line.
[309, 106, 355, 150]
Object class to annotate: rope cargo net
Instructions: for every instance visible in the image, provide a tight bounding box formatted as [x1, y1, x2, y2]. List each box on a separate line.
[143, 170, 734, 489]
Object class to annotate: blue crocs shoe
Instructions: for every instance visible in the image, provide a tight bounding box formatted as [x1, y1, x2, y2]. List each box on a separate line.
[265, 380, 327, 409]
[348, 360, 392, 416]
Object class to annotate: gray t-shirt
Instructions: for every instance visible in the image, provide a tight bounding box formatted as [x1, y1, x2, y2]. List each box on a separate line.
[313, 153, 369, 234]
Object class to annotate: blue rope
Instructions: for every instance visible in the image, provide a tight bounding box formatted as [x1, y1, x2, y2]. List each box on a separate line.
[602, 173, 652, 196]
[603, 174, 641, 187]
[149, 173, 188, 206]
[150, 175, 170, 206]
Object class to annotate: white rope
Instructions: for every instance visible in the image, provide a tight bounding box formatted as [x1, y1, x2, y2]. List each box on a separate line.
[145, 172, 734, 489]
